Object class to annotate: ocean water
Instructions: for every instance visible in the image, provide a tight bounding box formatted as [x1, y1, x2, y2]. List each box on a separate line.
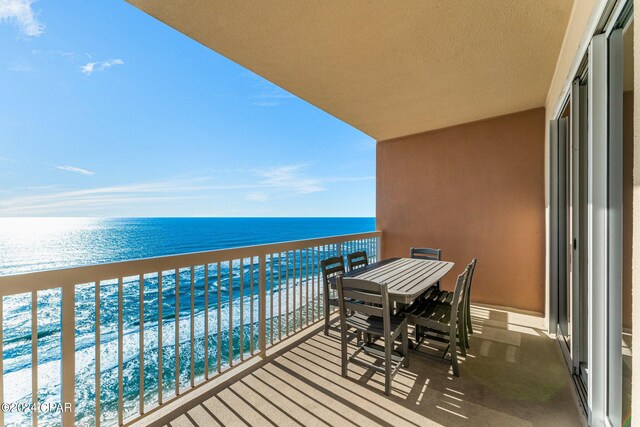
[0, 218, 375, 426]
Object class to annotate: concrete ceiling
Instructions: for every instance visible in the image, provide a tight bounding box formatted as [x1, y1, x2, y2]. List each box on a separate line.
[127, 0, 574, 141]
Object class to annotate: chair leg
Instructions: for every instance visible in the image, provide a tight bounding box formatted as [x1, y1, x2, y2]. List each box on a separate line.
[415, 324, 423, 341]
[464, 317, 470, 349]
[462, 309, 470, 352]
[465, 328, 470, 349]
[324, 314, 330, 335]
[456, 307, 467, 356]
[385, 339, 392, 395]
[323, 296, 330, 336]
[340, 324, 348, 378]
[450, 323, 460, 377]
[402, 325, 409, 368]
[459, 329, 467, 357]
[467, 301, 473, 335]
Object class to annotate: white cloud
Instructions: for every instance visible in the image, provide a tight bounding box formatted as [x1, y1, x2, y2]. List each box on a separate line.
[249, 75, 295, 107]
[32, 49, 77, 59]
[55, 165, 95, 176]
[259, 164, 325, 195]
[245, 192, 269, 202]
[80, 58, 124, 76]
[252, 101, 282, 107]
[0, 0, 44, 37]
[0, 177, 248, 215]
[0, 168, 374, 216]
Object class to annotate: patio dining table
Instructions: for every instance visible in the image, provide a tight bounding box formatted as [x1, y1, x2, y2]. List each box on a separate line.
[329, 257, 455, 305]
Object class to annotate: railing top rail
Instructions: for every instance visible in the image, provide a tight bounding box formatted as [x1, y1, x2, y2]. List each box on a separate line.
[0, 230, 381, 296]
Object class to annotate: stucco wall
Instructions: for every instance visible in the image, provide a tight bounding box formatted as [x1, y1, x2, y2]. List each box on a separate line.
[376, 108, 546, 313]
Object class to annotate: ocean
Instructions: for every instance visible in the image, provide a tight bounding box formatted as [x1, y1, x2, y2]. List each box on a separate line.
[0, 217, 376, 426]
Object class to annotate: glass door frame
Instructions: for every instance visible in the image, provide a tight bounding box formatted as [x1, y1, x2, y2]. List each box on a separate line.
[550, 74, 590, 413]
[548, 2, 630, 423]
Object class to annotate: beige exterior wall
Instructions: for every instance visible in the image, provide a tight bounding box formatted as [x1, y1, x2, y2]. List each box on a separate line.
[376, 108, 546, 313]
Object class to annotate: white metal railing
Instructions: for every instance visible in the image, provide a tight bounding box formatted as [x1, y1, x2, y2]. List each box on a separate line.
[0, 231, 381, 426]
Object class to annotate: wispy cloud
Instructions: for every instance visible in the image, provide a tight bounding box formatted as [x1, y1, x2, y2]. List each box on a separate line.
[0, 177, 255, 215]
[55, 165, 95, 176]
[80, 58, 124, 76]
[258, 164, 324, 194]
[0, 0, 44, 37]
[249, 74, 295, 107]
[251, 101, 282, 107]
[245, 191, 269, 202]
[0, 167, 374, 215]
[32, 49, 80, 59]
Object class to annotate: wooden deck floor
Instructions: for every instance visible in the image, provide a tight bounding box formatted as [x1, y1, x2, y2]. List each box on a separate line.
[158, 306, 585, 427]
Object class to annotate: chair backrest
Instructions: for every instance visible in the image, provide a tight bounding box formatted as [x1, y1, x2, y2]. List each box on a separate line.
[320, 256, 346, 292]
[336, 276, 391, 334]
[450, 265, 471, 322]
[410, 247, 442, 261]
[466, 258, 477, 295]
[463, 258, 478, 307]
[347, 251, 369, 271]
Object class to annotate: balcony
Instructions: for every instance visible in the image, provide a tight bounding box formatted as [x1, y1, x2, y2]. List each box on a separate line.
[145, 306, 583, 427]
[147, 306, 583, 427]
[0, 231, 584, 426]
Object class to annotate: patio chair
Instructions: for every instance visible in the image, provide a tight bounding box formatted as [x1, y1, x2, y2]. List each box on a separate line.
[336, 275, 409, 395]
[424, 258, 477, 347]
[410, 247, 442, 293]
[347, 250, 368, 271]
[405, 264, 470, 377]
[465, 258, 477, 335]
[410, 247, 442, 261]
[320, 256, 346, 335]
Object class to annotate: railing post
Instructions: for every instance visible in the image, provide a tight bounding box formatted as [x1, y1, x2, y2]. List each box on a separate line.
[61, 285, 75, 427]
[376, 234, 382, 262]
[258, 254, 267, 357]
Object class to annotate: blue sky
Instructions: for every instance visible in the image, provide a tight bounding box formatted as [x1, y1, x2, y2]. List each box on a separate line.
[0, 0, 375, 217]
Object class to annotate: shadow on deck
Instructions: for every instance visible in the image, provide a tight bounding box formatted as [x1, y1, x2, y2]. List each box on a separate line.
[161, 306, 585, 427]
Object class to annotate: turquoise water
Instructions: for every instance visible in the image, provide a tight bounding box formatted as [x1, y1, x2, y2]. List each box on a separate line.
[0, 218, 375, 426]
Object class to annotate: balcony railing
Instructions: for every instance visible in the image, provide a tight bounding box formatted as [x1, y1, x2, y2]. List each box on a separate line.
[0, 231, 381, 426]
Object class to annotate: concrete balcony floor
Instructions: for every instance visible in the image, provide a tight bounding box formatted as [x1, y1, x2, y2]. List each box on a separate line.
[162, 306, 585, 427]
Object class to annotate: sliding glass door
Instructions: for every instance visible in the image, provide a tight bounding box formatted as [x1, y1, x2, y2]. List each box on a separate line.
[606, 9, 633, 425]
[550, 3, 633, 424]
[552, 73, 590, 403]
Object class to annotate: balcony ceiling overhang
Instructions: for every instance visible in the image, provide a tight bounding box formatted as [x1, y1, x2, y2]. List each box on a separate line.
[127, 0, 573, 141]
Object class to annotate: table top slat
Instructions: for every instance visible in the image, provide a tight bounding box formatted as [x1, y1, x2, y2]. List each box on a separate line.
[355, 258, 416, 283]
[394, 261, 448, 293]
